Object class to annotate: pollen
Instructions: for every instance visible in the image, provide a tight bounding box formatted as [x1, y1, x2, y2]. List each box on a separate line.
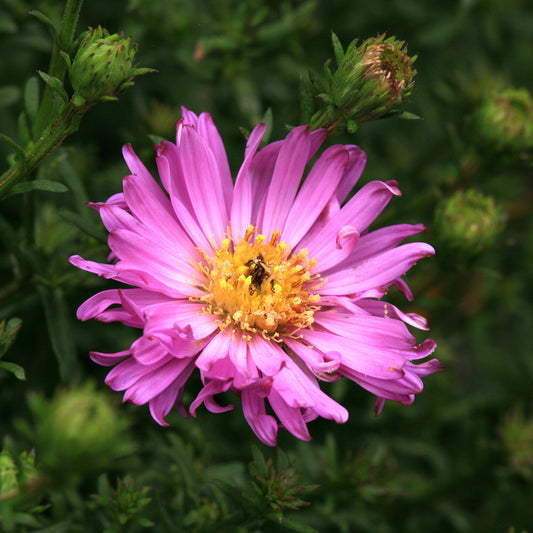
[193, 225, 322, 340]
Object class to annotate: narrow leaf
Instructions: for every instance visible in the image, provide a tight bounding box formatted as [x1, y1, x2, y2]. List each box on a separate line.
[17, 111, 31, 147]
[0, 361, 26, 381]
[37, 71, 69, 104]
[58, 208, 107, 243]
[29, 10, 59, 40]
[279, 517, 319, 533]
[24, 77, 40, 126]
[38, 286, 80, 381]
[331, 32, 345, 67]
[261, 107, 273, 145]
[0, 317, 22, 358]
[299, 72, 314, 125]
[0, 86, 20, 108]
[8, 180, 69, 196]
[0, 134, 25, 158]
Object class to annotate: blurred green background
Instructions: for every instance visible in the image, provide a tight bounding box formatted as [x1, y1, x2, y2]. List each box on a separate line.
[0, 0, 532, 531]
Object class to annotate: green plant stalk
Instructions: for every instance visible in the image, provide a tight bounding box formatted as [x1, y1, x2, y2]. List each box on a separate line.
[34, 0, 84, 135]
[0, 100, 88, 198]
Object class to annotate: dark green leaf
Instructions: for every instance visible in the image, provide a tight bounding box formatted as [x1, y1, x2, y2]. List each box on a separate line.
[279, 517, 318, 533]
[0, 317, 22, 358]
[58, 208, 106, 243]
[0, 86, 20, 108]
[8, 180, 69, 196]
[24, 76, 39, 126]
[37, 71, 69, 104]
[0, 134, 25, 159]
[29, 9, 58, 40]
[17, 111, 31, 147]
[299, 73, 314, 125]
[38, 286, 80, 381]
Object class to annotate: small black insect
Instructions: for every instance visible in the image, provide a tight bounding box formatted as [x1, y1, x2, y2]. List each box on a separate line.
[245, 255, 272, 295]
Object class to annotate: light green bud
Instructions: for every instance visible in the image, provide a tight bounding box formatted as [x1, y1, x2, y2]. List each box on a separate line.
[310, 33, 417, 133]
[68, 26, 154, 105]
[435, 189, 505, 254]
[27, 382, 132, 484]
[471, 87, 533, 155]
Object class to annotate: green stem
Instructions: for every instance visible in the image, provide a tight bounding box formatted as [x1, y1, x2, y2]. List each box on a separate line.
[0, 101, 88, 198]
[34, 0, 84, 135]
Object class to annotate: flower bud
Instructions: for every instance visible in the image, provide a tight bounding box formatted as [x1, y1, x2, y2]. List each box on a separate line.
[0, 445, 38, 500]
[470, 87, 533, 155]
[499, 409, 533, 480]
[310, 33, 417, 133]
[68, 26, 154, 106]
[435, 189, 505, 254]
[25, 382, 132, 484]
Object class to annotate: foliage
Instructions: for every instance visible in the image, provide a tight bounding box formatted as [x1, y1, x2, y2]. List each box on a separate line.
[1, 0, 533, 531]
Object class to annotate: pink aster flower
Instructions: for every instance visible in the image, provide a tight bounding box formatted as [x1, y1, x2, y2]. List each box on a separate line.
[70, 107, 442, 446]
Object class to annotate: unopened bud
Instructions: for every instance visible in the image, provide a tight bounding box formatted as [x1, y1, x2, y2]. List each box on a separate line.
[26, 382, 132, 484]
[309, 33, 417, 133]
[435, 189, 505, 254]
[471, 87, 533, 155]
[68, 26, 154, 106]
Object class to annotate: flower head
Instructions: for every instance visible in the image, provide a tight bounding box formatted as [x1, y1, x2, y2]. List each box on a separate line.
[70, 108, 441, 446]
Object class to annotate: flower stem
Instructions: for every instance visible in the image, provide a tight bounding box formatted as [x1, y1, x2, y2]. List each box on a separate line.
[34, 0, 84, 135]
[0, 101, 88, 198]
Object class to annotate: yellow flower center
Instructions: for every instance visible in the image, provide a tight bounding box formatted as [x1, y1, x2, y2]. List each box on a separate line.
[194, 225, 322, 340]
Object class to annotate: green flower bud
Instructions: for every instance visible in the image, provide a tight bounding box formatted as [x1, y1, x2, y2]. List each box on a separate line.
[471, 87, 533, 155]
[68, 26, 154, 106]
[26, 382, 133, 485]
[310, 33, 417, 133]
[0, 445, 38, 500]
[435, 189, 505, 254]
[499, 409, 533, 480]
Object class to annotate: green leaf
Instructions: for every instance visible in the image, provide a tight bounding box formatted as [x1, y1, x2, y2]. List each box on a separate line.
[0, 361, 26, 381]
[24, 76, 40, 127]
[58, 208, 106, 243]
[17, 111, 31, 148]
[260, 107, 273, 146]
[57, 159, 89, 212]
[299, 72, 314, 125]
[0, 317, 22, 358]
[331, 32, 345, 67]
[29, 9, 58, 40]
[0, 86, 20, 108]
[279, 517, 319, 533]
[0, 134, 25, 160]
[37, 71, 69, 104]
[38, 286, 80, 381]
[395, 110, 423, 120]
[8, 180, 69, 196]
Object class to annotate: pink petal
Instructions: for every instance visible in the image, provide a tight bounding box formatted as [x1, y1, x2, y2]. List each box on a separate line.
[242, 390, 278, 446]
[189, 379, 234, 416]
[260, 126, 311, 238]
[268, 389, 311, 441]
[177, 125, 229, 247]
[320, 242, 435, 296]
[231, 123, 267, 239]
[301, 180, 401, 272]
[336, 145, 367, 203]
[282, 145, 349, 247]
[301, 329, 406, 379]
[90, 350, 130, 367]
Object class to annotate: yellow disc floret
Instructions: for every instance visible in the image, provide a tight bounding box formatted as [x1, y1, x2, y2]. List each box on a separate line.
[194, 225, 322, 340]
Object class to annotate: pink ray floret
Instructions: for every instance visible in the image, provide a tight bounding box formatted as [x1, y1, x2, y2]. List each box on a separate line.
[70, 108, 442, 446]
